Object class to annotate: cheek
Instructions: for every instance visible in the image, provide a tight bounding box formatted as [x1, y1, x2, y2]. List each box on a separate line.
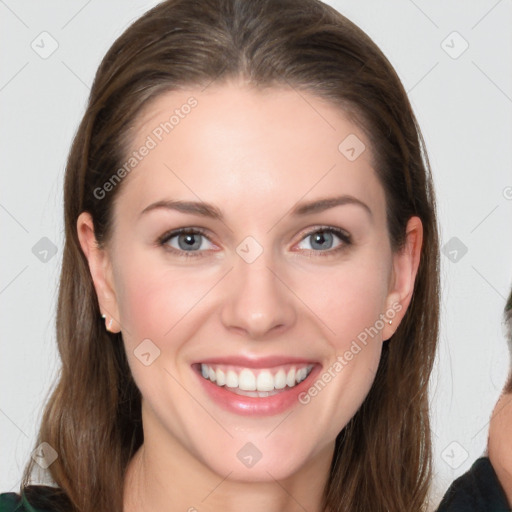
[113, 252, 215, 404]
[296, 264, 389, 435]
[113, 248, 214, 346]
[294, 257, 391, 347]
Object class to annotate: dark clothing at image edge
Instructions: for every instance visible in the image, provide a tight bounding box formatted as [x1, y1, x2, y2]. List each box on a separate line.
[0, 456, 510, 511]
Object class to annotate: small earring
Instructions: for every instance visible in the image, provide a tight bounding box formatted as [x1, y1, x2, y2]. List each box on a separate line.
[388, 320, 393, 325]
[101, 313, 113, 331]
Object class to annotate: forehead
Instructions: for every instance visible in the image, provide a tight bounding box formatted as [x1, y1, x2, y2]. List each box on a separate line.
[115, 82, 385, 223]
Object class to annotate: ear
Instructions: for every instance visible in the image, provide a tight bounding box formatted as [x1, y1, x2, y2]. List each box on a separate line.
[382, 216, 423, 341]
[76, 211, 121, 333]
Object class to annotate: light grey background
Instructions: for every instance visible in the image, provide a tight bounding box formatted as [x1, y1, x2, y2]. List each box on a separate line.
[1, 0, 511, 508]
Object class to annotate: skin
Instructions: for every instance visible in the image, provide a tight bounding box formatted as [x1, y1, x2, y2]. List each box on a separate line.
[77, 78, 423, 512]
[488, 390, 512, 506]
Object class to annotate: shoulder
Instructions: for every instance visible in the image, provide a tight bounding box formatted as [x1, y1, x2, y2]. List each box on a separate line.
[0, 486, 69, 512]
[0, 493, 22, 512]
[0, 493, 32, 512]
[436, 457, 511, 511]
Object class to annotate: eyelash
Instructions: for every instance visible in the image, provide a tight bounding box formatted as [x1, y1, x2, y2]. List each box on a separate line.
[157, 226, 352, 259]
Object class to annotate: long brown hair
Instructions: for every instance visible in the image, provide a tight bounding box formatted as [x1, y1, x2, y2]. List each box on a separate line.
[21, 1, 440, 510]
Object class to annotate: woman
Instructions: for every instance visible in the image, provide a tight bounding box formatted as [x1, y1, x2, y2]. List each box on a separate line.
[0, 0, 440, 510]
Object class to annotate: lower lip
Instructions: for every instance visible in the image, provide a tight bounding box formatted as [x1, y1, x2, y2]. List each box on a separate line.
[193, 364, 322, 416]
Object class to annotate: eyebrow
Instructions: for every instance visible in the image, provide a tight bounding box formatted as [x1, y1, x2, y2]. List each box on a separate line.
[292, 195, 372, 217]
[139, 199, 224, 220]
[139, 195, 372, 220]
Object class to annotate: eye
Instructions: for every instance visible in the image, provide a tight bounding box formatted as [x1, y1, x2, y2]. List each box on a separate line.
[157, 228, 215, 257]
[157, 226, 352, 259]
[296, 227, 351, 255]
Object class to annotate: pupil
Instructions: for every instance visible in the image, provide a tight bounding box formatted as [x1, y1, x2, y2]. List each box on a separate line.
[312, 231, 332, 250]
[179, 233, 200, 250]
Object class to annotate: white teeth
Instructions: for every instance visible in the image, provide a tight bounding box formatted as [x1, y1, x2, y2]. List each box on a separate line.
[256, 370, 275, 392]
[238, 369, 256, 391]
[199, 363, 314, 393]
[226, 369, 238, 388]
[296, 367, 308, 383]
[216, 368, 226, 386]
[274, 369, 287, 389]
[286, 368, 296, 388]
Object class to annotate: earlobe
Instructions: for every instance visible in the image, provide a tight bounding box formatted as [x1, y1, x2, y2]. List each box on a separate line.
[382, 216, 423, 340]
[76, 212, 122, 333]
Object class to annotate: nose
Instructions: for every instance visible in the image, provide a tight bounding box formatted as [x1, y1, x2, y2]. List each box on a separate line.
[220, 251, 297, 339]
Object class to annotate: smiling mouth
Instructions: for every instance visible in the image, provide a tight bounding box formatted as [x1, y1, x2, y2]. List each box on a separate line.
[195, 362, 314, 398]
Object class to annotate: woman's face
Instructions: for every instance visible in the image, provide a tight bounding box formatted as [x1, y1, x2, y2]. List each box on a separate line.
[79, 80, 420, 482]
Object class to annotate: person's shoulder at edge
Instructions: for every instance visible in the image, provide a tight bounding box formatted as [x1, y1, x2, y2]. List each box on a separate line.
[436, 456, 511, 512]
[0, 486, 67, 512]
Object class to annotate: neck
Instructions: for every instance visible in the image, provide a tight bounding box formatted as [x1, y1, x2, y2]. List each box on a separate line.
[123, 404, 333, 512]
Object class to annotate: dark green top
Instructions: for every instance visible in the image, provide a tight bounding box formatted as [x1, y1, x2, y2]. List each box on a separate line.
[0, 487, 66, 512]
[436, 457, 510, 511]
[0, 492, 46, 512]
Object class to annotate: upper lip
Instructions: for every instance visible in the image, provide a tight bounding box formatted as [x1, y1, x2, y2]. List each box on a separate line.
[194, 355, 319, 369]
